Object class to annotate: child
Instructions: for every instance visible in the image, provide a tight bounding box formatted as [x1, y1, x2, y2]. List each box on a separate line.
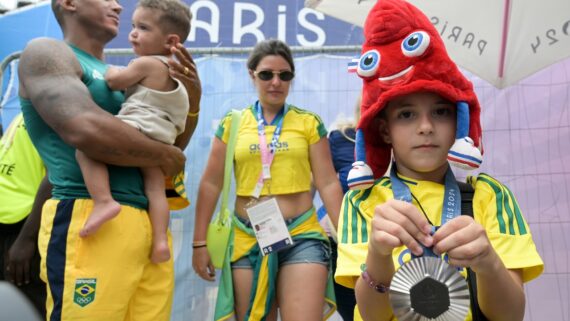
[76, 0, 191, 263]
[335, 1, 544, 320]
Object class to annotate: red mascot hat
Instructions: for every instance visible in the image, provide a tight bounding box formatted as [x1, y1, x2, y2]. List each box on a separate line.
[347, 0, 483, 190]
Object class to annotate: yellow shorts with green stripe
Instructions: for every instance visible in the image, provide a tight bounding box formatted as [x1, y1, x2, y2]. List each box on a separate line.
[38, 199, 174, 321]
[166, 172, 190, 210]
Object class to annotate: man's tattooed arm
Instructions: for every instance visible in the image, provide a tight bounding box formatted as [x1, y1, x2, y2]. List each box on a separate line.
[18, 38, 185, 176]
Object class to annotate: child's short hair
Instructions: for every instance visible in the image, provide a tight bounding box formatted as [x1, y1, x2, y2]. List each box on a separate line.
[138, 0, 192, 42]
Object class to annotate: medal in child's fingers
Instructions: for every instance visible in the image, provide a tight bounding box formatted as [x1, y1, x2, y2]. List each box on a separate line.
[388, 163, 470, 321]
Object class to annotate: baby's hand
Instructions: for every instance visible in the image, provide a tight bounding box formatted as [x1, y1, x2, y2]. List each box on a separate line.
[370, 199, 433, 258]
[104, 66, 121, 81]
[432, 216, 496, 273]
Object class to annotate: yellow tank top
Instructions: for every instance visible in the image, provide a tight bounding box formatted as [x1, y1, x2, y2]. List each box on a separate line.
[0, 114, 45, 224]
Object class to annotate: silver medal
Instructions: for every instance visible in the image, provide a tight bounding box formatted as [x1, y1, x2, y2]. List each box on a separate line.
[389, 256, 470, 321]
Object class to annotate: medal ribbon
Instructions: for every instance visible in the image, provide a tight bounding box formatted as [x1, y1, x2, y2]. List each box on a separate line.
[389, 162, 461, 258]
[252, 101, 288, 198]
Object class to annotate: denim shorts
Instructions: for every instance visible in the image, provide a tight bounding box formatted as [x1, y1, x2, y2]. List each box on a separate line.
[231, 216, 331, 269]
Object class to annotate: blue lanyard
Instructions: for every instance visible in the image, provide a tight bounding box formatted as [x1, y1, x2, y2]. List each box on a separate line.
[254, 101, 287, 157]
[389, 162, 461, 258]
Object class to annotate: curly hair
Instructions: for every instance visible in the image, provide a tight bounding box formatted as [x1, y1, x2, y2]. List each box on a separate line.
[138, 0, 192, 42]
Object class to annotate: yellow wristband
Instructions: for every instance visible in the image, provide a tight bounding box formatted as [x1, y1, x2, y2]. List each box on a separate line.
[187, 109, 200, 117]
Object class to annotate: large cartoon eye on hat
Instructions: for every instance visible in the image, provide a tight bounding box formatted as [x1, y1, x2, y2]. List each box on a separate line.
[357, 50, 380, 77]
[401, 31, 430, 57]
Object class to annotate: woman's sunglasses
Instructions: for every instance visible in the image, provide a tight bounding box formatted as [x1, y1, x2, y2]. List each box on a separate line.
[253, 70, 295, 81]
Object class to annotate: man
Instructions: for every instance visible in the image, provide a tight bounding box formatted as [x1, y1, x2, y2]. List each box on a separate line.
[17, 0, 202, 320]
[0, 113, 50, 319]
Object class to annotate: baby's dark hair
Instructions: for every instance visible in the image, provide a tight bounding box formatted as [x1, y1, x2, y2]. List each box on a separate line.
[138, 0, 192, 42]
[247, 39, 295, 73]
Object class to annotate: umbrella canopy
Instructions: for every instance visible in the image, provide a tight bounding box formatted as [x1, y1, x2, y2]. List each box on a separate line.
[307, 0, 570, 88]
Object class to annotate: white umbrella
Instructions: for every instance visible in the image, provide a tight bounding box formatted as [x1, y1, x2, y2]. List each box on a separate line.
[306, 0, 570, 88]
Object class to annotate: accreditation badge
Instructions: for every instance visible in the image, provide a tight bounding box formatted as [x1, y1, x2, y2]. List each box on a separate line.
[246, 197, 293, 256]
[389, 257, 470, 321]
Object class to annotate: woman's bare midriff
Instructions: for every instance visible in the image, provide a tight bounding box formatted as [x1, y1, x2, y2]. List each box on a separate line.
[234, 191, 314, 220]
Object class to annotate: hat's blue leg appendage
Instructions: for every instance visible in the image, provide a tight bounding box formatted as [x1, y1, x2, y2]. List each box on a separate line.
[448, 101, 482, 169]
[355, 129, 366, 162]
[347, 129, 374, 190]
[456, 101, 469, 139]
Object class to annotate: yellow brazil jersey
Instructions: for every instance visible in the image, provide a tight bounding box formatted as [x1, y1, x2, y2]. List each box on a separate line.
[215, 104, 327, 196]
[335, 173, 544, 321]
[0, 114, 45, 224]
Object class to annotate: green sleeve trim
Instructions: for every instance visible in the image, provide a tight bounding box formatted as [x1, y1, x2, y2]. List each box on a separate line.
[505, 186, 527, 234]
[353, 188, 371, 243]
[477, 175, 507, 234]
[215, 107, 250, 142]
[339, 189, 372, 244]
[214, 111, 232, 141]
[214, 125, 225, 141]
[340, 192, 351, 244]
[317, 122, 327, 138]
[477, 174, 527, 235]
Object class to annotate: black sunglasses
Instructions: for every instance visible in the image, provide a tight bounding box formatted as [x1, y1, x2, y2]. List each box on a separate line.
[254, 70, 295, 81]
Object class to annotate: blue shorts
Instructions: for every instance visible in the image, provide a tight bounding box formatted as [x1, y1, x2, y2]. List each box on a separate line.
[231, 216, 331, 269]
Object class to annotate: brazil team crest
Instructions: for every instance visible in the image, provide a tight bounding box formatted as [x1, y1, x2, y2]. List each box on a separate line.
[74, 278, 97, 307]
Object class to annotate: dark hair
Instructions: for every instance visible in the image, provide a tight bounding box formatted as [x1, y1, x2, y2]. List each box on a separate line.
[138, 0, 192, 42]
[247, 39, 295, 72]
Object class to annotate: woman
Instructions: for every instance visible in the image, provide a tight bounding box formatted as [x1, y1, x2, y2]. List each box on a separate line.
[329, 95, 360, 194]
[326, 95, 361, 321]
[192, 39, 343, 321]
